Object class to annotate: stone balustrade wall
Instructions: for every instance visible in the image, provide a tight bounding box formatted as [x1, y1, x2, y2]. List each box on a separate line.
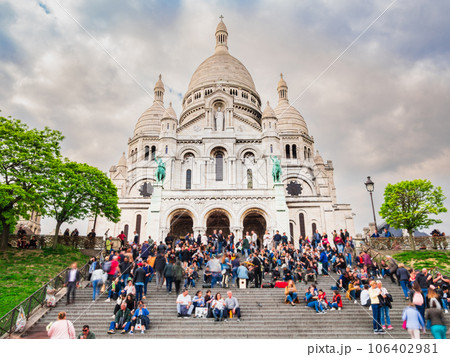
[8, 234, 104, 250]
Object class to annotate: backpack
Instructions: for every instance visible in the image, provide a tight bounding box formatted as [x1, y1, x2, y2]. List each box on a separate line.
[103, 261, 112, 273]
[413, 291, 424, 306]
[174, 265, 184, 281]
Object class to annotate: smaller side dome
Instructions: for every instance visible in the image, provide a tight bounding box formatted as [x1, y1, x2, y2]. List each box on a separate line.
[262, 101, 276, 118]
[314, 150, 324, 165]
[163, 102, 177, 119]
[117, 152, 127, 167]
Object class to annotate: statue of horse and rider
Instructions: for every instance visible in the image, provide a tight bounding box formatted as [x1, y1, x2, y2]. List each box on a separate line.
[155, 157, 166, 184]
[271, 155, 282, 183]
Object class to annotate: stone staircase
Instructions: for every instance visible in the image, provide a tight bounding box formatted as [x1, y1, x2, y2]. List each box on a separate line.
[24, 273, 449, 339]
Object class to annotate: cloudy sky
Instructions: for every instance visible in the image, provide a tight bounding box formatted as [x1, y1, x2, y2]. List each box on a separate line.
[1, 0, 449, 236]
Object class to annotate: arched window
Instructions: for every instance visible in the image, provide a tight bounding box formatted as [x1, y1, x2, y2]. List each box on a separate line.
[165, 145, 168, 154]
[215, 152, 223, 181]
[186, 169, 192, 189]
[247, 169, 253, 189]
[308, 148, 311, 158]
[167, 123, 170, 130]
[285, 144, 291, 159]
[304, 146, 307, 160]
[135, 214, 142, 236]
[292, 144, 297, 159]
[124, 224, 129, 239]
[270, 144, 273, 153]
[144, 146, 150, 160]
[312, 223, 317, 236]
[289, 222, 294, 242]
[151, 146, 156, 160]
[299, 213, 306, 239]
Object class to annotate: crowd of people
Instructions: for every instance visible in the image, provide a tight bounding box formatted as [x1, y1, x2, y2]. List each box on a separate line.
[45, 227, 449, 339]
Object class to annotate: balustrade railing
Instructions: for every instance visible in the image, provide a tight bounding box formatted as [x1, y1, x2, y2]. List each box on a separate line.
[366, 235, 449, 251]
[0, 250, 102, 338]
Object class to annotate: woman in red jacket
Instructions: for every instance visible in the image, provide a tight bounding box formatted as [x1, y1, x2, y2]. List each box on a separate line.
[328, 290, 343, 311]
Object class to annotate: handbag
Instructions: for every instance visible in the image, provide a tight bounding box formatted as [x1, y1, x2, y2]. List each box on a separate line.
[100, 283, 106, 293]
[195, 307, 208, 318]
[402, 320, 407, 329]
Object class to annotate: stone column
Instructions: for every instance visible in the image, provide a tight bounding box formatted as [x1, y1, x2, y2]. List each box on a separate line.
[273, 183, 290, 240]
[146, 183, 163, 242]
[232, 226, 243, 240]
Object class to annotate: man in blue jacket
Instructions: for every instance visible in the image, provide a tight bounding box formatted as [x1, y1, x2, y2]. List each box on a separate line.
[129, 301, 150, 334]
[319, 248, 328, 275]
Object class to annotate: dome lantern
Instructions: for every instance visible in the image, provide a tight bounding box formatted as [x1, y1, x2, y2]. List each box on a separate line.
[215, 15, 228, 53]
[277, 73, 288, 103]
[154, 74, 165, 103]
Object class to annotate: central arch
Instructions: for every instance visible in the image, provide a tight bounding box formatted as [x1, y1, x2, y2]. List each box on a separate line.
[168, 209, 194, 240]
[242, 209, 267, 248]
[205, 209, 230, 237]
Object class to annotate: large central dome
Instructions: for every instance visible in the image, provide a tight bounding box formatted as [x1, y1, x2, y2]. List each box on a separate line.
[182, 18, 260, 106]
[187, 52, 257, 93]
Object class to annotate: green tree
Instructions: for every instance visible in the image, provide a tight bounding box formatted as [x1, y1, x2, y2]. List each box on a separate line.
[0, 116, 63, 250]
[379, 179, 447, 251]
[44, 159, 121, 248]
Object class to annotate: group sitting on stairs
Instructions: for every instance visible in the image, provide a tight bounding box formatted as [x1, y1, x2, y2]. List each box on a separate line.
[87, 228, 448, 338]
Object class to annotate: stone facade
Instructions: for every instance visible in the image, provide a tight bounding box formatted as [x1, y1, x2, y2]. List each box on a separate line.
[89, 18, 355, 247]
[15, 210, 41, 235]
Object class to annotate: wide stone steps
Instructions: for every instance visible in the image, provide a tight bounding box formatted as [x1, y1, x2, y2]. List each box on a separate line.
[24, 274, 449, 339]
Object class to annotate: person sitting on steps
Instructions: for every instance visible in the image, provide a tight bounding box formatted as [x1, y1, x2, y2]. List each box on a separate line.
[328, 290, 343, 311]
[128, 301, 150, 335]
[305, 286, 325, 314]
[302, 266, 317, 285]
[224, 290, 241, 322]
[176, 288, 194, 318]
[212, 292, 226, 321]
[107, 303, 132, 334]
[285, 280, 298, 306]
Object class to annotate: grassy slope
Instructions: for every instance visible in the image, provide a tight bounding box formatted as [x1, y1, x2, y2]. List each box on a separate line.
[393, 251, 450, 272]
[0, 245, 88, 317]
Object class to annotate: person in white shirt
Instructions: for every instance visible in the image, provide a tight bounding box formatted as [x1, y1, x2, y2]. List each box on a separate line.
[360, 284, 371, 307]
[263, 231, 272, 250]
[251, 231, 258, 250]
[176, 288, 194, 317]
[212, 292, 226, 321]
[201, 234, 208, 246]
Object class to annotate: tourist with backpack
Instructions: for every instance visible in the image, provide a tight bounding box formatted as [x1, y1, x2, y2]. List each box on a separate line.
[377, 280, 393, 330]
[91, 264, 105, 301]
[369, 280, 385, 334]
[425, 300, 448, 339]
[410, 280, 425, 321]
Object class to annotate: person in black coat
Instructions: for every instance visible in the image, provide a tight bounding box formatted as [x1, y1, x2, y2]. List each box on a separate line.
[252, 253, 262, 288]
[154, 254, 167, 290]
[133, 263, 146, 302]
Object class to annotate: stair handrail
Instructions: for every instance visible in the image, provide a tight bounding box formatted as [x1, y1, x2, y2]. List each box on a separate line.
[0, 248, 103, 338]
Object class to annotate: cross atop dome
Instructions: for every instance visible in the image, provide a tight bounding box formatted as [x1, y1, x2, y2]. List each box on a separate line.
[215, 15, 228, 52]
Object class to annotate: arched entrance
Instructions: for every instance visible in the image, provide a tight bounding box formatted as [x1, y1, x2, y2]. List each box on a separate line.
[242, 210, 267, 248]
[169, 210, 194, 240]
[206, 209, 230, 237]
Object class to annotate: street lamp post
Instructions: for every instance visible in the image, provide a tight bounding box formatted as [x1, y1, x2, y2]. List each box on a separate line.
[364, 176, 378, 233]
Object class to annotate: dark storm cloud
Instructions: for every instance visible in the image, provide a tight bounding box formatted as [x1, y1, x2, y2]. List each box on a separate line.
[1, 0, 449, 234]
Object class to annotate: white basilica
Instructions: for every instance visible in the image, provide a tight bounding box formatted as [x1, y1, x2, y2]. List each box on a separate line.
[90, 18, 355, 246]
